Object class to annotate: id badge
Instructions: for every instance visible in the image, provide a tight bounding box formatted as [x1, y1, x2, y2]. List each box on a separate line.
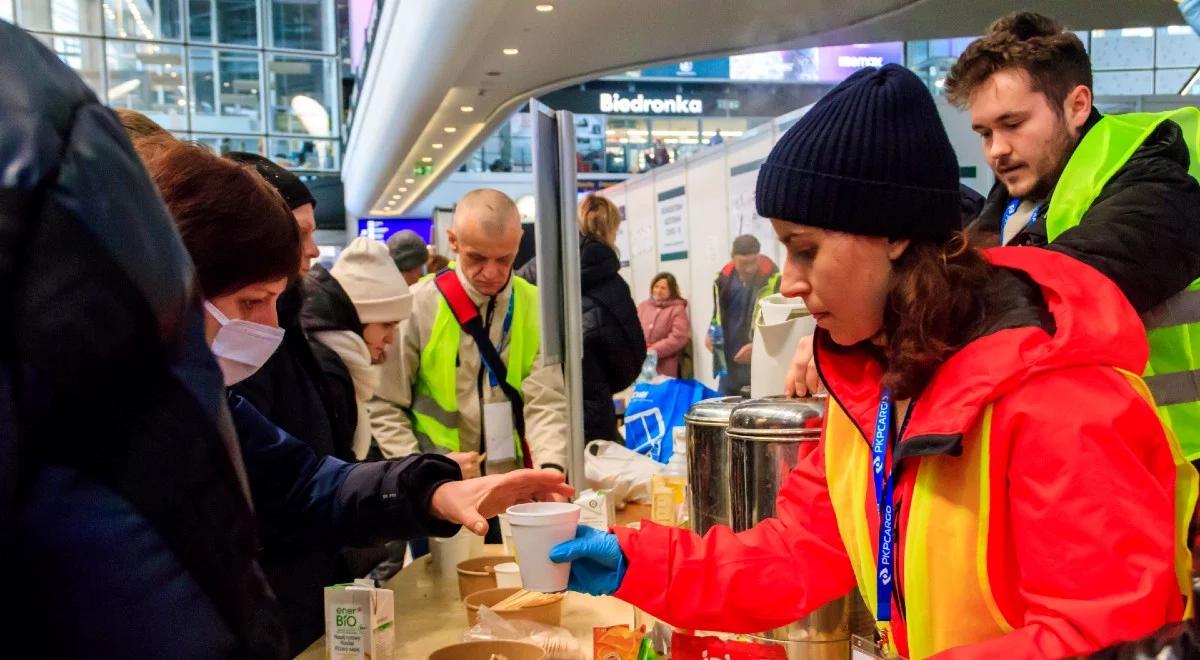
[483, 401, 516, 462]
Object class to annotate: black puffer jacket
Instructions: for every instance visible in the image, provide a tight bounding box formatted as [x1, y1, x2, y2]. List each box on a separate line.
[520, 237, 645, 441]
[968, 109, 1200, 313]
[233, 279, 341, 458]
[299, 264, 362, 462]
[0, 23, 284, 658]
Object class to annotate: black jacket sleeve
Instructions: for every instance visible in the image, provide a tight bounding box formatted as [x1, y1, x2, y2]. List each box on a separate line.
[228, 394, 461, 551]
[1047, 120, 1200, 313]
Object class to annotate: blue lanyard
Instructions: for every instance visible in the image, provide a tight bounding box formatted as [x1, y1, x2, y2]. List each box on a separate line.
[872, 387, 896, 624]
[999, 198, 1042, 245]
[485, 293, 515, 388]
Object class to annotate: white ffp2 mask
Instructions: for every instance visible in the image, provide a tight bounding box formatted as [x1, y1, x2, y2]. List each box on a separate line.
[204, 301, 285, 386]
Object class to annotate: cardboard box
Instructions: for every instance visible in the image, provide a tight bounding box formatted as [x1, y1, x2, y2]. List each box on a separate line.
[324, 580, 394, 660]
[575, 489, 616, 532]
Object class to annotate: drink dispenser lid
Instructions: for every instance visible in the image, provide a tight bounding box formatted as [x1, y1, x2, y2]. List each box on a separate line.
[683, 396, 745, 427]
[729, 395, 826, 439]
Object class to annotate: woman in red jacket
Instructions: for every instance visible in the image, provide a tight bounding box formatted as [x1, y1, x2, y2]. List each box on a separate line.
[550, 65, 1196, 659]
[636, 272, 692, 377]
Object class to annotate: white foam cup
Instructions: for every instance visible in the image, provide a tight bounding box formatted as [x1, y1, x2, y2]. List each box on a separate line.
[499, 513, 515, 556]
[493, 562, 523, 589]
[430, 527, 476, 576]
[505, 502, 581, 592]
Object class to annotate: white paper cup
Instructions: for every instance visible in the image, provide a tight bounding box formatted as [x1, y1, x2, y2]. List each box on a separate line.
[505, 502, 581, 592]
[430, 528, 479, 576]
[498, 513, 515, 556]
[493, 561, 523, 589]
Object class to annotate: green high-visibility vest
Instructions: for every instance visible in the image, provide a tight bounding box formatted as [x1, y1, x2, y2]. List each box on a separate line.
[1046, 107, 1200, 459]
[409, 275, 541, 457]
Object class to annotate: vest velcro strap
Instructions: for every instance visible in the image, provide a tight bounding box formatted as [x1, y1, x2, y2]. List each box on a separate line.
[1143, 288, 1200, 330]
[412, 395, 461, 428]
[1145, 369, 1200, 407]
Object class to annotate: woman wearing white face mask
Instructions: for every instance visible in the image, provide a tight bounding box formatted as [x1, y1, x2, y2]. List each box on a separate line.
[138, 139, 574, 655]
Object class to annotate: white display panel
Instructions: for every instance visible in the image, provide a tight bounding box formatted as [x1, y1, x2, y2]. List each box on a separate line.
[684, 149, 730, 388]
[624, 178, 659, 305]
[598, 186, 632, 286]
[726, 129, 784, 268]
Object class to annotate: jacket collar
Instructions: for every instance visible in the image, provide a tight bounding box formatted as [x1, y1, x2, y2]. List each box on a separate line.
[455, 265, 513, 309]
[814, 246, 1145, 463]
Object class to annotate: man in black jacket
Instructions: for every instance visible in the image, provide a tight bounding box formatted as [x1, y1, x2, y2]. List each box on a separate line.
[945, 12, 1200, 460]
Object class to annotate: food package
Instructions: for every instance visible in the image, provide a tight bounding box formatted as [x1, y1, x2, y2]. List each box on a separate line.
[324, 579, 394, 660]
[670, 632, 788, 660]
[595, 624, 659, 660]
[650, 474, 687, 527]
[575, 489, 616, 532]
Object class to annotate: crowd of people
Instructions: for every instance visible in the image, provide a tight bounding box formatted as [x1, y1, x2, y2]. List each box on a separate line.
[4, 8, 1200, 659]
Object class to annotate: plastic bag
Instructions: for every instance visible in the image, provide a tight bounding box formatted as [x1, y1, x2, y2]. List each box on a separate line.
[624, 378, 720, 464]
[463, 605, 581, 660]
[585, 440, 664, 507]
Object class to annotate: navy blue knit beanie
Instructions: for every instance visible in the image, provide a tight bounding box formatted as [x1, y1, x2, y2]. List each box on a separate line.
[756, 64, 960, 242]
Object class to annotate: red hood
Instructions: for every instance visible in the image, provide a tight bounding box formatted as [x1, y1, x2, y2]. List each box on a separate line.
[814, 247, 1149, 449]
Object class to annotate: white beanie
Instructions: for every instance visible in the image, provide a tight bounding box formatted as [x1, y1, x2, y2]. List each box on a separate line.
[330, 237, 413, 323]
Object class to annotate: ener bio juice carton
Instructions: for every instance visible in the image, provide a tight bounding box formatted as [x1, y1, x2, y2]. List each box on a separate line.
[324, 580, 394, 660]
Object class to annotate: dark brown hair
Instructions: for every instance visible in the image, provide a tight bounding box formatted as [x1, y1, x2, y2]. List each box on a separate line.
[880, 235, 994, 399]
[650, 272, 682, 300]
[139, 141, 300, 297]
[731, 234, 761, 257]
[944, 12, 1092, 113]
[427, 253, 451, 273]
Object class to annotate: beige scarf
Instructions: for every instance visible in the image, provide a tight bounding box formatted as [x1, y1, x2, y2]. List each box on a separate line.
[312, 330, 379, 460]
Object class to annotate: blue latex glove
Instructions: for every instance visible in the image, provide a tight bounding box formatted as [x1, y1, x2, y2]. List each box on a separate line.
[548, 525, 627, 596]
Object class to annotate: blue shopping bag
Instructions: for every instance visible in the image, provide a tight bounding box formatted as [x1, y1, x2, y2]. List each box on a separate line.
[623, 378, 721, 464]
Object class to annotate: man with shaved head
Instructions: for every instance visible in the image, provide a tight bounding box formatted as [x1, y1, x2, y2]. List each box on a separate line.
[369, 188, 568, 478]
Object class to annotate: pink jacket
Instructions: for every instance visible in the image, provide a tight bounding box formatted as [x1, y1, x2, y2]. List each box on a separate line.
[636, 297, 690, 377]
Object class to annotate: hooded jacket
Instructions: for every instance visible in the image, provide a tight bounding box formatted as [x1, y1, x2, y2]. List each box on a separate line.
[637, 297, 690, 378]
[613, 248, 1193, 658]
[301, 264, 366, 461]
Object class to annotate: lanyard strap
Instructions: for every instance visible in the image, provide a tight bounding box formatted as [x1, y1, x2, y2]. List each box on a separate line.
[999, 198, 1043, 245]
[486, 293, 515, 388]
[872, 387, 896, 624]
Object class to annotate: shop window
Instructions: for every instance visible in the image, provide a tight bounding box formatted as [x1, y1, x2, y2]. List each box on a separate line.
[1156, 68, 1200, 95]
[106, 40, 188, 131]
[32, 32, 104, 96]
[1090, 28, 1155, 71]
[268, 137, 340, 171]
[269, 0, 333, 53]
[1156, 26, 1200, 68]
[193, 133, 267, 156]
[1093, 70, 1155, 96]
[190, 48, 263, 134]
[189, 0, 258, 46]
[18, 0, 102, 35]
[267, 54, 338, 137]
[104, 0, 183, 41]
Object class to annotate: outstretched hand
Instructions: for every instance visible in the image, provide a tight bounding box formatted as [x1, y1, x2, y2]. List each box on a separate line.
[429, 469, 575, 536]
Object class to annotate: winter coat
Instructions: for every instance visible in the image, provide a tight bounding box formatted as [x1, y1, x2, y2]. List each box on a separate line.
[1, 23, 285, 659]
[367, 267, 570, 469]
[968, 108, 1200, 314]
[232, 279, 341, 459]
[614, 248, 1192, 658]
[520, 237, 645, 442]
[637, 297, 690, 377]
[300, 264, 363, 462]
[711, 255, 780, 395]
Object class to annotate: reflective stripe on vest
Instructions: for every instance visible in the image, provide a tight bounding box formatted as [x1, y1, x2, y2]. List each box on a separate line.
[824, 402, 1011, 658]
[409, 276, 541, 455]
[1045, 108, 1200, 459]
[822, 372, 1196, 657]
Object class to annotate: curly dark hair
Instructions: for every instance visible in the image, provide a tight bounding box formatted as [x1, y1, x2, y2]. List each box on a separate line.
[944, 12, 1092, 113]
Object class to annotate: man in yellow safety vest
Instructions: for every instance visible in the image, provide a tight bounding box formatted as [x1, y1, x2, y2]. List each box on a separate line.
[368, 189, 569, 476]
[952, 13, 1200, 461]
